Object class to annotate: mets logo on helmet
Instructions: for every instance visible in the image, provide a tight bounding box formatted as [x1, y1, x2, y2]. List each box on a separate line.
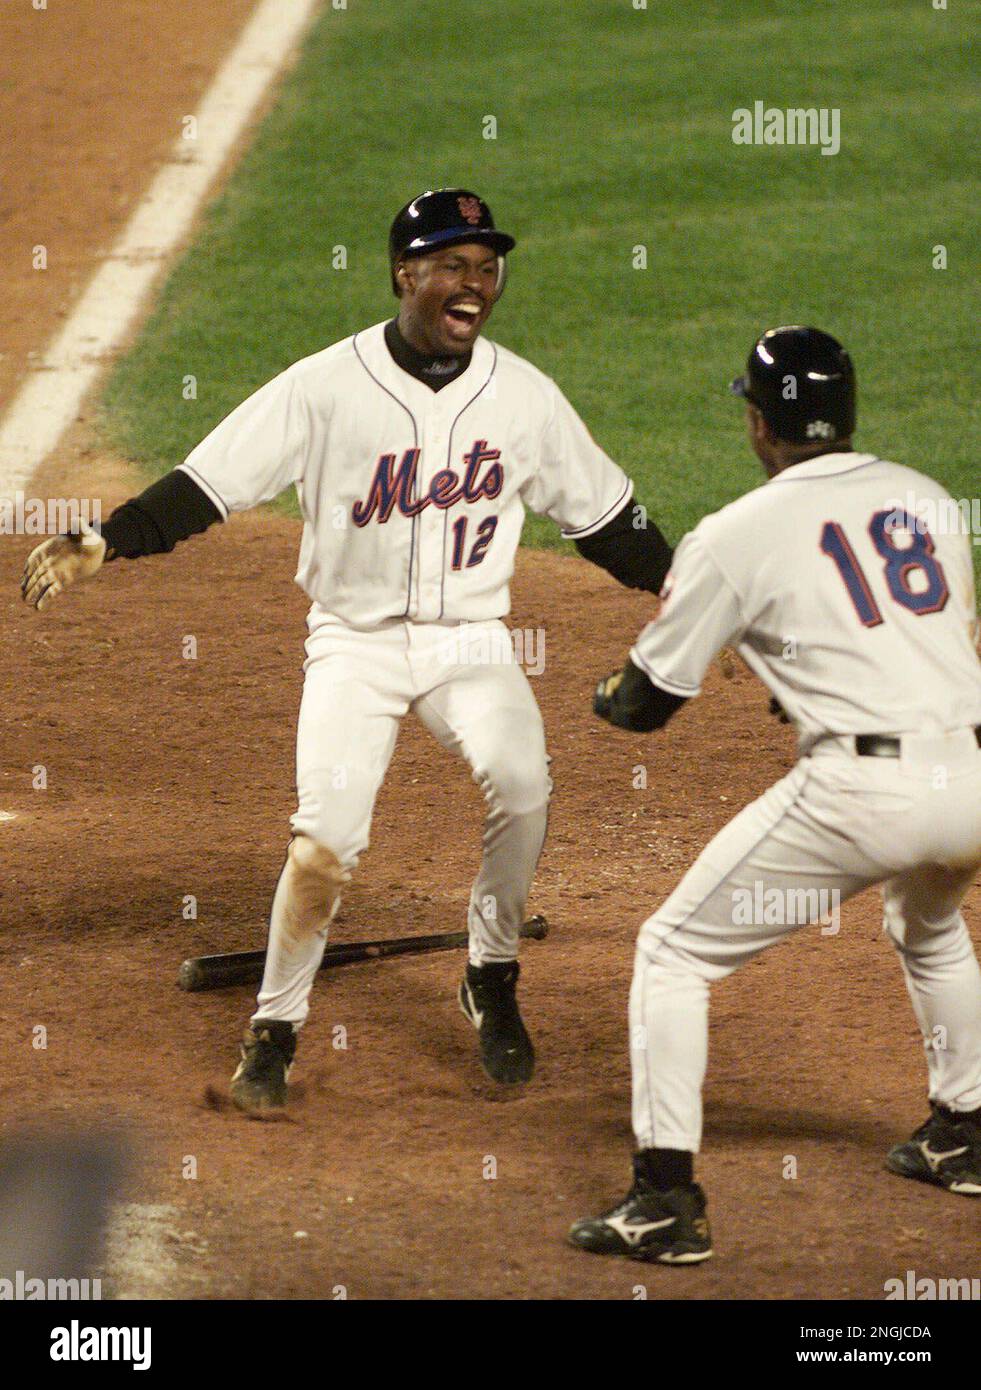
[457, 195, 483, 225]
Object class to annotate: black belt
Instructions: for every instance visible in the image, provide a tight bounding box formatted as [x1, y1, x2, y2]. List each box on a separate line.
[856, 727, 981, 758]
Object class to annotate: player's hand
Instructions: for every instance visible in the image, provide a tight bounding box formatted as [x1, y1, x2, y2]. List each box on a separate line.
[21, 525, 107, 611]
[595, 661, 672, 732]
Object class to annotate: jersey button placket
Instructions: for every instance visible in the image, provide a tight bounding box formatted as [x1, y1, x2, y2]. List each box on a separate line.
[417, 407, 447, 623]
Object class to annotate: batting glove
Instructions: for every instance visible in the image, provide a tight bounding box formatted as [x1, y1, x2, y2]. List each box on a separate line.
[21, 524, 107, 611]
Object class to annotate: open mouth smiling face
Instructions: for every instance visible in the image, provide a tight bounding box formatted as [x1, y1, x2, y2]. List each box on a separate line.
[403, 242, 501, 354]
[441, 294, 485, 341]
[439, 291, 486, 346]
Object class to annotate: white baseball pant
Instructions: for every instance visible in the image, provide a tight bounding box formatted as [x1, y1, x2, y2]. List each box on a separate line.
[254, 609, 551, 1025]
[630, 728, 981, 1151]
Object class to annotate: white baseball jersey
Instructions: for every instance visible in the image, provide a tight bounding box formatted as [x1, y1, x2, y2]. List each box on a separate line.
[178, 320, 631, 627]
[631, 452, 981, 750]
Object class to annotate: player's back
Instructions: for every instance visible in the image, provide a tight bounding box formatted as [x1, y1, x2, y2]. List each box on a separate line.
[699, 451, 981, 743]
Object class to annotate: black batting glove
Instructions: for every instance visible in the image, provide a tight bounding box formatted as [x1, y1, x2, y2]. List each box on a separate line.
[594, 660, 661, 732]
[594, 668, 625, 724]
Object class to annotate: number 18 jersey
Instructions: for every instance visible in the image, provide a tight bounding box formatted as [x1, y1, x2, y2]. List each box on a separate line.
[631, 452, 981, 748]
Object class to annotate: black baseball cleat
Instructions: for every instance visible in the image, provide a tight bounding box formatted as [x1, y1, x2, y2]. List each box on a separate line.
[886, 1104, 981, 1196]
[569, 1164, 713, 1264]
[458, 960, 535, 1085]
[230, 1020, 297, 1112]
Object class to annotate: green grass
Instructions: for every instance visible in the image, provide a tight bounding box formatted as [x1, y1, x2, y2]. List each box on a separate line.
[99, 0, 980, 564]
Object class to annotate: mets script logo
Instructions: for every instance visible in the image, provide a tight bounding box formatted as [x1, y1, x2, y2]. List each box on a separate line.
[352, 441, 503, 525]
[457, 195, 483, 225]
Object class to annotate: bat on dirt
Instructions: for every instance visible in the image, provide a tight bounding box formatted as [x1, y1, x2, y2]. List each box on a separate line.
[177, 913, 549, 993]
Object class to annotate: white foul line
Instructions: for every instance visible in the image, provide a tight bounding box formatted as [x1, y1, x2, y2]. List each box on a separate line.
[0, 0, 323, 500]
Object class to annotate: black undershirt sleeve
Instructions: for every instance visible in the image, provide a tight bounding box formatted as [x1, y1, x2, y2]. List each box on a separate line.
[98, 469, 223, 561]
[573, 498, 673, 594]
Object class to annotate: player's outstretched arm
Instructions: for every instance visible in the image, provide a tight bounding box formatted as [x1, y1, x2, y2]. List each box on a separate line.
[594, 530, 747, 733]
[573, 498, 673, 595]
[20, 469, 223, 611]
[21, 524, 107, 611]
[522, 381, 673, 593]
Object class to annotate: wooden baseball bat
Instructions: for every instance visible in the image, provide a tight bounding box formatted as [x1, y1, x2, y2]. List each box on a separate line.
[177, 913, 549, 993]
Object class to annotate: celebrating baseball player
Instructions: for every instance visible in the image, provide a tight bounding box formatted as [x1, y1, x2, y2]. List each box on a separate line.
[569, 327, 981, 1264]
[22, 188, 673, 1108]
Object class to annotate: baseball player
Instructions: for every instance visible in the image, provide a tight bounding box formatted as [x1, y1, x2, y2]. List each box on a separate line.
[21, 188, 673, 1108]
[568, 327, 981, 1264]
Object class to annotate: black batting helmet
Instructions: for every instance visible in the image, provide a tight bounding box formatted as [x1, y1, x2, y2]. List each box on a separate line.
[730, 326, 856, 444]
[388, 188, 515, 296]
